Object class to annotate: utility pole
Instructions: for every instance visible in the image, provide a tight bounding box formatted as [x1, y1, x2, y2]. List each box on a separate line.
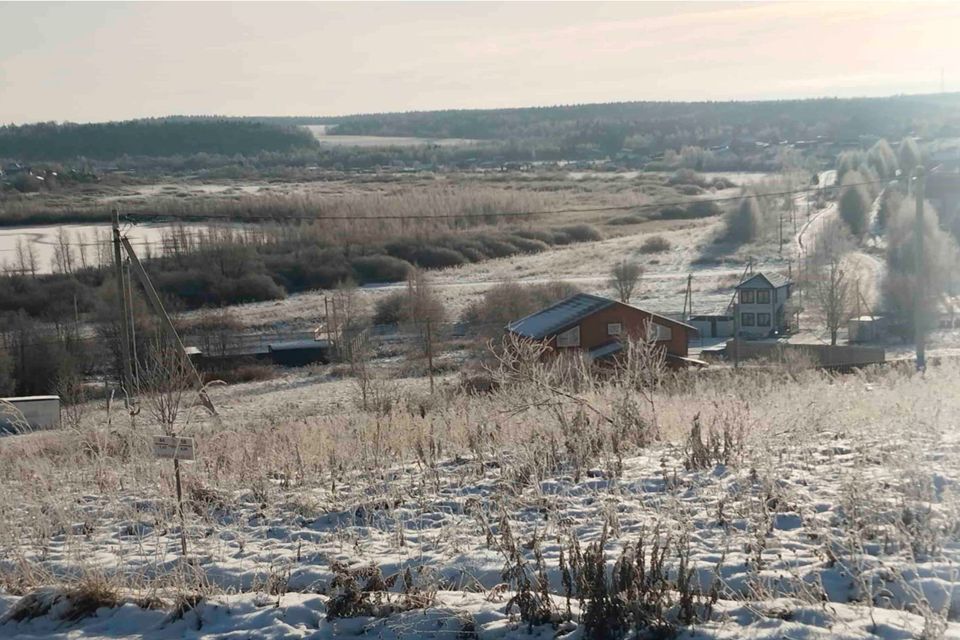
[778, 210, 783, 255]
[112, 209, 134, 404]
[120, 237, 215, 414]
[682, 274, 693, 322]
[425, 318, 435, 394]
[914, 167, 927, 372]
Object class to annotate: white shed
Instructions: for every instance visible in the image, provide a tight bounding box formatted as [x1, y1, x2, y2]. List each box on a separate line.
[0, 396, 60, 434]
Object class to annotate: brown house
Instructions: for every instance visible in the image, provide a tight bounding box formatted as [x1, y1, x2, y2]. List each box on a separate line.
[506, 293, 699, 366]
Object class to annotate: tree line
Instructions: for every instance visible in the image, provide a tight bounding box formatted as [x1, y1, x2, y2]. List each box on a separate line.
[0, 119, 318, 162]
[305, 93, 960, 153]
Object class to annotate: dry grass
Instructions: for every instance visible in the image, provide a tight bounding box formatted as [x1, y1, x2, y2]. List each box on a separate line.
[0, 356, 960, 628]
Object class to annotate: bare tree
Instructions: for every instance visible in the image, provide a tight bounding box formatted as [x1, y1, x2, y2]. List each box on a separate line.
[137, 339, 197, 435]
[812, 257, 852, 346]
[76, 231, 89, 271]
[52, 227, 75, 274]
[884, 198, 960, 336]
[15, 239, 37, 277]
[405, 269, 445, 391]
[609, 260, 644, 303]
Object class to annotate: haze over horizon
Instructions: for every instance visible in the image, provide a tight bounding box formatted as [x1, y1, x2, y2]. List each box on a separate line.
[1, 1, 958, 125]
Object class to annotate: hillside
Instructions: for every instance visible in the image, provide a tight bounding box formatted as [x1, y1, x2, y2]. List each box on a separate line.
[0, 118, 319, 162]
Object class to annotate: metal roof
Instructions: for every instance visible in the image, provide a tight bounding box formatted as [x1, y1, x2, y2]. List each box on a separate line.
[736, 272, 792, 290]
[507, 293, 615, 339]
[268, 340, 331, 352]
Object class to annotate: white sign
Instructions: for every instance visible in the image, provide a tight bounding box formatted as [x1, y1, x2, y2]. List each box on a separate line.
[153, 436, 196, 461]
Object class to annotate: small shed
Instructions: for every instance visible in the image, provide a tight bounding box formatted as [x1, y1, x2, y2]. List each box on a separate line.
[689, 314, 735, 339]
[847, 316, 888, 343]
[268, 339, 331, 367]
[0, 395, 60, 434]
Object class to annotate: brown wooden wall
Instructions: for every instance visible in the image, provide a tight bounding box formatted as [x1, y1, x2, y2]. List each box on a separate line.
[543, 302, 691, 357]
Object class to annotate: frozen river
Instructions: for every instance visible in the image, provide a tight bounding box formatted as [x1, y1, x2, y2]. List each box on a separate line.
[0, 222, 217, 274]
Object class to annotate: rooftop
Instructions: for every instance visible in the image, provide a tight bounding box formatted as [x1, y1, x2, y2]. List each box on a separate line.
[507, 293, 615, 339]
[736, 272, 792, 289]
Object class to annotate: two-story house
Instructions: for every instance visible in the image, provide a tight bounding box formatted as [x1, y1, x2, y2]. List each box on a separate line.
[734, 273, 793, 338]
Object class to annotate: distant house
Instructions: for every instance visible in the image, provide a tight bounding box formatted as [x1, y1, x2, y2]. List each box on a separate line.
[734, 273, 793, 338]
[506, 293, 699, 366]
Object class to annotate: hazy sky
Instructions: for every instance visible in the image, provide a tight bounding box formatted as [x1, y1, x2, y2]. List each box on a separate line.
[1, 1, 957, 124]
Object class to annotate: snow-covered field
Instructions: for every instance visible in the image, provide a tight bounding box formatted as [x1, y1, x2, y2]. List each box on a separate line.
[2, 354, 959, 638]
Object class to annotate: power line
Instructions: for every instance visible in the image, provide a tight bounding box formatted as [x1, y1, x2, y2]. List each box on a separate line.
[118, 178, 883, 225]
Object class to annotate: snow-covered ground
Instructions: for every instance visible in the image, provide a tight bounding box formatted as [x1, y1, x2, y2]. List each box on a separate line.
[2, 358, 959, 638]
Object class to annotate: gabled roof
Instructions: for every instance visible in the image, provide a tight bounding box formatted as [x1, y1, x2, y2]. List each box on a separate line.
[507, 293, 615, 339]
[736, 272, 791, 290]
[506, 293, 697, 339]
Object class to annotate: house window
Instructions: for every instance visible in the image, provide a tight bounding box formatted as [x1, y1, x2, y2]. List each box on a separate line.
[741, 312, 756, 327]
[756, 289, 771, 304]
[757, 313, 771, 327]
[740, 290, 755, 304]
[645, 321, 672, 341]
[607, 323, 622, 336]
[556, 325, 580, 347]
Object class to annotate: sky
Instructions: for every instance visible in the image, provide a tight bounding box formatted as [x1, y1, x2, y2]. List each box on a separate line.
[0, 1, 958, 124]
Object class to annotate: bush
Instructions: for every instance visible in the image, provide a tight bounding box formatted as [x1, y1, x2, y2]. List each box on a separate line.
[476, 236, 519, 258]
[608, 213, 644, 226]
[640, 235, 672, 253]
[710, 177, 737, 190]
[448, 239, 490, 262]
[685, 200, 723, 218]
[657, 206, 687, 220]
[513, 229, 557, 244]
[411, 246, 467, 269]
[460, 281, 581, 336]
[373, 291, 407, 325]
[876, 189, 903, 231]
[723, 194, 764, 243]
[383, 239, 420, 264]
[217, 274, 286, 304]
[559, 224, 602, 242]
[350, 255, 411, 283]
[658, 201, 722, 221]
[675, 184, 704, 196]
[506, 234, 550, 253]
[839, 171, 871, 238]
[667, 169, 708, 187]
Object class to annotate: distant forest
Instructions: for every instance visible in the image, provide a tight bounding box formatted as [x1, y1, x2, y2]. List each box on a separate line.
[4, 94, 960, 168]
[0, 118, 319, 162]
[310, 94, 960, 144]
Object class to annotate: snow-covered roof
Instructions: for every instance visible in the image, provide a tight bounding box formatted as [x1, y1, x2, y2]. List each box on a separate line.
[507, 293, 697, 339]
[736, 272, 792, 290]
[507, 293, 614, 339]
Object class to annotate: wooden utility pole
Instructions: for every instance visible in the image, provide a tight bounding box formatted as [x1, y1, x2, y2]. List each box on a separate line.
[682, 274, 693, 322]
[425, 318, 435, 394]
[779, 210, 784, 255]
[914, 167, 927, 372]
[323, 296, 331, 344]
[112, 210, 134, 403]
[174, 457, 188, 557]
[120, 237, 215, 414]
